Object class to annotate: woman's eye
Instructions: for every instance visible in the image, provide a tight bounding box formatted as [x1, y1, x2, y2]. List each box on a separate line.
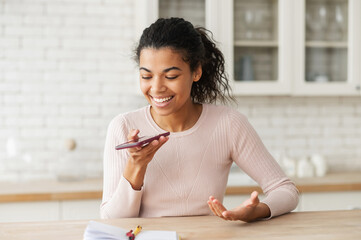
[166, 76, 178, 80]
[141, 76, 152, 79]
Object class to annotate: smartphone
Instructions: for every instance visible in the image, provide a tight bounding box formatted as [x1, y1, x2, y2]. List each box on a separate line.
[115, 132, 170, 150]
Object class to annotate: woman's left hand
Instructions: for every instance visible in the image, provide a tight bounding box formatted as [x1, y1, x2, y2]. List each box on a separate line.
[207, 191, 271, 222]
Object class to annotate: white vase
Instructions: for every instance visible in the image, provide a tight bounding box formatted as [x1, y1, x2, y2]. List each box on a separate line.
[311, 154, 328, 177]
[297, 157, 315, 178]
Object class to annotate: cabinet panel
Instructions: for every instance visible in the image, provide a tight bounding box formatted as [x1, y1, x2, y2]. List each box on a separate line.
[60, 199, 101, 220]
[234, 47, 278, 81]
[305, 0, 348, 84]
[0, 200, 102, 222]
[233, 0, 278, 82]
[293, 0, 361, 95]
[300, 191, 361, 211]
[230, 0, 292, 95]
[0, 201, 59, 223]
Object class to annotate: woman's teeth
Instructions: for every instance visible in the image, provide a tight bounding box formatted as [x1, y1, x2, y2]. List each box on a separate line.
[153, 96, 173, 103]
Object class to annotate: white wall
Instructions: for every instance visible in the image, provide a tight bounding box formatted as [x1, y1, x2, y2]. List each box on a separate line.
[0, 0, 360, 181]
[0, 0, 147, 181]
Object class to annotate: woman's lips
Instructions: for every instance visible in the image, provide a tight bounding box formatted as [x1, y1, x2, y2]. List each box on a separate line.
[150, 95, 174, 107]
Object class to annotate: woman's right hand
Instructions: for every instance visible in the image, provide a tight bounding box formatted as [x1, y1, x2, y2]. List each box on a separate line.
[123, 129, 169, 190]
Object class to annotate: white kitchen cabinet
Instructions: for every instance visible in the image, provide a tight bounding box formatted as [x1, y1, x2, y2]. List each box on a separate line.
[135, 0, 361, 96]
[0, 199, 101, 223]
[0, 201, 59, 223]
[215, 0, 292, 95]
[300, 191, 361, 211]
[293, 0, 361, 96]
[60, 199, 101, 220]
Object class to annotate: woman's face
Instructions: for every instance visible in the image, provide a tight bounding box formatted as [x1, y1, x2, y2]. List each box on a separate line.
[139, 47, 201, 117]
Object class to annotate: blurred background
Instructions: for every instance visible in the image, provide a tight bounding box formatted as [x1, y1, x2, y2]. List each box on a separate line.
[0, 0, 360, 222]
[0, 0, 360, 182]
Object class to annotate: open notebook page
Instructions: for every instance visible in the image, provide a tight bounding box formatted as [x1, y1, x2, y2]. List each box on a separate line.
[84, 220, 180, 240]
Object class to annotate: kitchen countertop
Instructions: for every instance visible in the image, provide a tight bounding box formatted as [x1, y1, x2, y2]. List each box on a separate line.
[0, 172, 360, 203]
[1, 210, 360, 239]
[226, 171, 361, 195]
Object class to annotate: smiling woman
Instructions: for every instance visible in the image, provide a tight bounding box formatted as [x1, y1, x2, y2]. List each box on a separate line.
[100, 17, 298, 223]
[139, 47, 202, 129]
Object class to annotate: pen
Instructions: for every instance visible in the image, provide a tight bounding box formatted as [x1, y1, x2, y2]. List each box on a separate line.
[133, 225, 142, 236]
[126, 225, 142, 240]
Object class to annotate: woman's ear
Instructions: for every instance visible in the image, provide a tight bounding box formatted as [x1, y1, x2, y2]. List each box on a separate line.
[193, 65, 202, 82]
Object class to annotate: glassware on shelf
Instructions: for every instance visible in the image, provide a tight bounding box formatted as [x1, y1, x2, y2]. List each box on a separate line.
[306, 0, 348, 41]
[327, 3, 346, 41]
[239, 55, 254, 81]
[235, 0, 275, 41]
[253, 8, 272, 40]
[306, 2, 329, 41]
[314, 74, 329, 83]
[234, 47, 278, 81]
[243, 9, 256, 39]
[306, 47, 348, 82]
[305, 0, 348, 83]
[233, 0, 278, 82]
[159, 0, 205, 27]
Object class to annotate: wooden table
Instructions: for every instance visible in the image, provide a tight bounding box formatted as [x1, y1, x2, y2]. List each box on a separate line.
[0, 210, 360, 240]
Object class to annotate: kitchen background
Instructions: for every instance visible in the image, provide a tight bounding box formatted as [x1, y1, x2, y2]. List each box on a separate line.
[0, 0, 360, 183]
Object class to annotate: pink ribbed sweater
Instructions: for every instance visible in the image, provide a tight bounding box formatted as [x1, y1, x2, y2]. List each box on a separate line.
[101, 104, 299, 219]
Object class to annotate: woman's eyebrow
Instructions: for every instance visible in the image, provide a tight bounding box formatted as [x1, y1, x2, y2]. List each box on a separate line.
[139, 66, 181, 73]
[163, 66, 181, 72]
[139, 67, 151, 72]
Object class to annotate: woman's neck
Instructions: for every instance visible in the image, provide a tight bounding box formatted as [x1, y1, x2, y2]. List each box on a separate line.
[150, 103, 203, 132]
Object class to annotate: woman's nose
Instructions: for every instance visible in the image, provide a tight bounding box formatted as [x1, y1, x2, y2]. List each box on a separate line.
[151, 77, 166, 92]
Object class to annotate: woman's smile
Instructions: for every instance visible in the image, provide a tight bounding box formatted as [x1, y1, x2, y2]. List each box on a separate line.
[150, 95, 174, 107]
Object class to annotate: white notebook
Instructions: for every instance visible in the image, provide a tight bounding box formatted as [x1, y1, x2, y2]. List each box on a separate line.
[84, 221, 180, 240]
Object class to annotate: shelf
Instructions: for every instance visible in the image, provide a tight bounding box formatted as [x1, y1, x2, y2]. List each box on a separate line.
[234, 40, 278, 47]
[305, 41, 348, 48]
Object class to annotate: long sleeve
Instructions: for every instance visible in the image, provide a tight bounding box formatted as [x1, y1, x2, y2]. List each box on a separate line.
[229, 111, 299, 218]
[100, 116, 143, 218]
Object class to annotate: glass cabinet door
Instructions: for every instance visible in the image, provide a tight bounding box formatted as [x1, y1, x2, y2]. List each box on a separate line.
[228, 0, 292, 95]
[305, 0, 348, 83]
[233, 0, 278, 82]
[159, 0, 205, 27]
[293, 0, 361, 95]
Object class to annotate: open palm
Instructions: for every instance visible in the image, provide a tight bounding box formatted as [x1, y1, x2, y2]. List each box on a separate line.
[207, 191, 270, 222]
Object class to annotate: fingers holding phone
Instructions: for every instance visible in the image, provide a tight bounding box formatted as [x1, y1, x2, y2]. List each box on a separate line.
[126, 129, 141, 151]
[122, 130, 169, 190]
[123, 130, 170, 166]
[143, 134, 169, 157]
[128, 129, 140, 141]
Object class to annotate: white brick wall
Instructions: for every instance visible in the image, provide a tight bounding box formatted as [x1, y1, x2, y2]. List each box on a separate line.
[0, 0, 147, 181]
[0, 0, 360, 182]
[240, 97, 361, 172]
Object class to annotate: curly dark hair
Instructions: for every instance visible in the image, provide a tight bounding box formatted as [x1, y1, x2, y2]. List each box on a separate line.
[134, 17, 234, 104]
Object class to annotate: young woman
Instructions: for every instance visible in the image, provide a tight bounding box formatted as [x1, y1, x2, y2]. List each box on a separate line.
[101, 17, 298, 222]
